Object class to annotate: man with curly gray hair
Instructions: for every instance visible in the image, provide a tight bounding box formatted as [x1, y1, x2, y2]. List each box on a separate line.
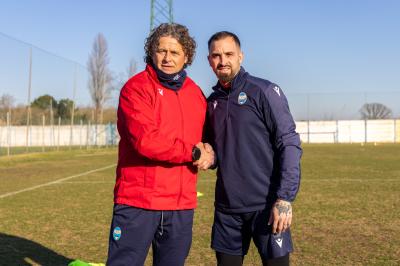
[107, 23, 214, 266]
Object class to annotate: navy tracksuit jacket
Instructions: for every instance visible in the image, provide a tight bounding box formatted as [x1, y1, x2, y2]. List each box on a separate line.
[206, 67, 302, 213]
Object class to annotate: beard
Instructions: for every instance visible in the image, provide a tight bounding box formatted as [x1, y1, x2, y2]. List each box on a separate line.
[218, 74, 234, 83]
[216, 66, 235, 83]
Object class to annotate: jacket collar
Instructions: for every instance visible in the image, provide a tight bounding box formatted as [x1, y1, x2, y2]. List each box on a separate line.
[146, 64, 187, 90]
[146, 63, 159, 82]
[212, 67, 248, 94]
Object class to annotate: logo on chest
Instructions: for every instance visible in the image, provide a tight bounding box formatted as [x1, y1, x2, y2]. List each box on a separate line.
[238, 92, 247, 105]
[213, 100, 218, 109]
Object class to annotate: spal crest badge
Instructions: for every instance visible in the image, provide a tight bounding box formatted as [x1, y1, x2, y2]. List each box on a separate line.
[113, 226, 122, 241]
[238, 92, 247, 105]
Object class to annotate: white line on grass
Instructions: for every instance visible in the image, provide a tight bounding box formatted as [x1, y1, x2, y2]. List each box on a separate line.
[302, 178, 400, 182]
[197, 178, 400, 182]
[0, 164, 116, 199]
[58, 181, 115, 184]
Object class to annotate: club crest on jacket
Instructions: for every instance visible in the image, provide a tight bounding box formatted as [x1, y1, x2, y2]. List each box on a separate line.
[238, 92, 247, 105]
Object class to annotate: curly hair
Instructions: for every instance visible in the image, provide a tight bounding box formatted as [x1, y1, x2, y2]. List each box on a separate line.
[144, 23, 196, 67]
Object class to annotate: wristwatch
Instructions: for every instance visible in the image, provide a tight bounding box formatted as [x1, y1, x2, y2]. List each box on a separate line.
[192, 146, 201, 161]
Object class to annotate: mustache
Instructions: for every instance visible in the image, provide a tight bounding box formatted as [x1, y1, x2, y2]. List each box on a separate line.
[217, 64, 231, 69]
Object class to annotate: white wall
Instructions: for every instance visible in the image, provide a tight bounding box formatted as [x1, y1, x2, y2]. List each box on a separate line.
[1, 120, 399, 147]
[0, 124, 119, 147]
[296, 119, 399, 143]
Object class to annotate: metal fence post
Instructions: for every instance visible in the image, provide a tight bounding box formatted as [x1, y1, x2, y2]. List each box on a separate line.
[80, 119, 83, 149]
[335, 120, 339, 144]
[95, 123, 98, 147]
[57, 117, 61, 151]
[7, 112, 10, 156]
[42, 114, 45, 152]
[86, 121, 90, 150]
[105, 123, 109, 148]
[26, 46, 32, 153]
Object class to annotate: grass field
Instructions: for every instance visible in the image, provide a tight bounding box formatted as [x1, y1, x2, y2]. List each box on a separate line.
[0, 146, 111, 157]
[0, 144, 399, 265]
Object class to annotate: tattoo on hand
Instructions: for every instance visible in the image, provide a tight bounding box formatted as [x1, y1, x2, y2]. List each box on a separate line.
[275, 202, 292, 216]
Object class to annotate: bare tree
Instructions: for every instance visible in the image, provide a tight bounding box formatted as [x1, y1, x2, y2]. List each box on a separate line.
[116, 58, 138, 87]
[0, 94, 16, 112]
[114, 58, 138, 89]
[87, 33, 113, 124]
[0, 94, 15, 125]
[127, 58, 137, 78]
[360, 102, 392, 119]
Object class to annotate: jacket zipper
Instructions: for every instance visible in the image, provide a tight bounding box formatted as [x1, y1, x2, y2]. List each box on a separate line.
[176, 91, 184, 206]
[226, 89, 231, 119]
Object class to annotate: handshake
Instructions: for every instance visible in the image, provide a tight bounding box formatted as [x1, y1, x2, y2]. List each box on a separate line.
[193, 142, 215, 171]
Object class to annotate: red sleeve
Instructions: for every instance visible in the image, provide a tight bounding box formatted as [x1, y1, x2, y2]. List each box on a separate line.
[118, 83, 194, 163]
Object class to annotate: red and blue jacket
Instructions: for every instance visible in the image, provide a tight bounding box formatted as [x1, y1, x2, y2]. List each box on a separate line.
[206, 67, 302, 213]
[114, 64, 206, 210]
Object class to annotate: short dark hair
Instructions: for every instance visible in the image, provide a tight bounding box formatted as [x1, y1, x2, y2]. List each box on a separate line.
[144, 23, 196, 67]
[207, 31, 241, 50]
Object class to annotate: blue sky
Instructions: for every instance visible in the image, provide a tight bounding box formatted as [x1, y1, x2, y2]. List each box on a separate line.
[0, 0, 399, 119]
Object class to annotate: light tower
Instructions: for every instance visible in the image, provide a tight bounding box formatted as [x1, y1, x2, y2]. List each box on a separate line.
[150, 0, 174, 31]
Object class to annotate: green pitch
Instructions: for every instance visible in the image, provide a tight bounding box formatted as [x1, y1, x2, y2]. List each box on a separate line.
[0, 144, 399, 265]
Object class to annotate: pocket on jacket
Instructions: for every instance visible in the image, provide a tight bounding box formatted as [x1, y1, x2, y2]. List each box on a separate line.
[121, 167, 145, 187]
[144, 165, 156, 189]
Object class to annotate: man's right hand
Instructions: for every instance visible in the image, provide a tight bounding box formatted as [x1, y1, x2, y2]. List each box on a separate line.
[193, 142, 215, 170]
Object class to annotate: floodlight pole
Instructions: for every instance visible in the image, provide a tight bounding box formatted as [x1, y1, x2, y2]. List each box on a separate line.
[150, 0, 174, 31]
[26, 46, 32, 152]
[70, 63, 77, 150]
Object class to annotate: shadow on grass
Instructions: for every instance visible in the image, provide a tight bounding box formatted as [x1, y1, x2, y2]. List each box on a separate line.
[0, 233, 72, 266]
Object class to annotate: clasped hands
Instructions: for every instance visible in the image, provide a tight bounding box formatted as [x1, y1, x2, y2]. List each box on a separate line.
[193, 142, 215, 170]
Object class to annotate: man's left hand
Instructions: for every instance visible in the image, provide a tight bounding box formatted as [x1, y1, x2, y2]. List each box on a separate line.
[268, 199, 292, 234]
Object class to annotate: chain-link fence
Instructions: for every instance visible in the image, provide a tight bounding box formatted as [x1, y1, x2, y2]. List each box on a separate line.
[0, 32, 120, 155]
[1, 32, 400, 156]
[287, 91, 400, 121]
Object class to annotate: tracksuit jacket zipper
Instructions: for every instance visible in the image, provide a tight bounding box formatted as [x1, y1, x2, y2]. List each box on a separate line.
[175, 91, 184, 206]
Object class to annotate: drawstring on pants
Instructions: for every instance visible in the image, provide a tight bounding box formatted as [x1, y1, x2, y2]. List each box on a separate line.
[159, 211, 164, 236]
